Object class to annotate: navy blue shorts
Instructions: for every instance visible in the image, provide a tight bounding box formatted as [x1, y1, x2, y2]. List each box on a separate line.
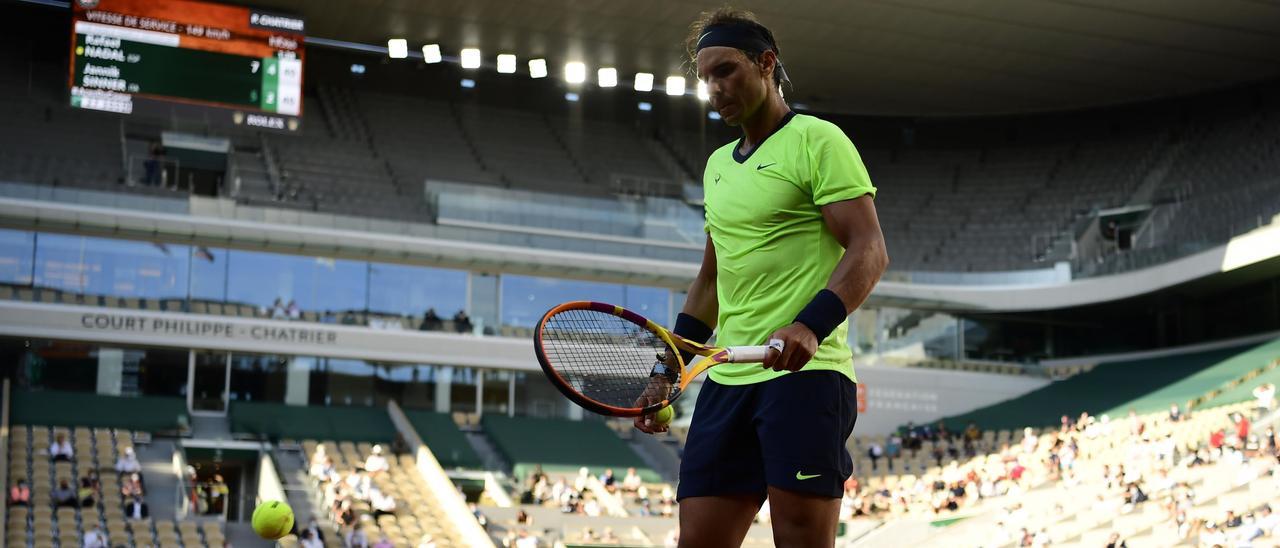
[676, 370, 857, 501]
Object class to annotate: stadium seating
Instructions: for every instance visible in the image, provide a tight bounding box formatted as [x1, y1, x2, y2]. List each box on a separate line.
[5, 424, 224, 548]
[401, 409, 484, 470]
[937, 339, 1280, 430]
[297, 439, 469, 548]
[479, 415, 658, 483]
[228, 402, 398, 442]
[9, 390, 187, 433]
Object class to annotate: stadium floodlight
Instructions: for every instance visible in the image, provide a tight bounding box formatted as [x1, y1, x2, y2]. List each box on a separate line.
[387, 39, 408, 59]
[497, 54, 517, 74]
[565, 62, 587, 84]
[634, 72, 654, 92]
[665, 76, 686, 96]
[598, 68, 617, 88]
[461, 48, 482, 69]
[529, 59, 548, 78]
[638, 101, 652, 111]
[696, 81, 710, 101]
[460, 79, 476, 88]
[565, 92, 580, 102]
[708, 111, 721, 120]
[422, 44, 442, 64]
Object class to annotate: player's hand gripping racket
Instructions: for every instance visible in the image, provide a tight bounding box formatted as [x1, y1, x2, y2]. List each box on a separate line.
[534, 301, 784, 417]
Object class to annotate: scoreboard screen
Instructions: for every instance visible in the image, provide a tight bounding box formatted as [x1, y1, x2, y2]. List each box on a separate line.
[69, 0, 305, 132]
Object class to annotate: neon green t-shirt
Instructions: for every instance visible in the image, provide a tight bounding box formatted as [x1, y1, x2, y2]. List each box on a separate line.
[702, 112, 876, 385]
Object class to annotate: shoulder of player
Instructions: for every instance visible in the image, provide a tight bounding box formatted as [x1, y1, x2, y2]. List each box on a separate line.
[786, 113, 843, 141]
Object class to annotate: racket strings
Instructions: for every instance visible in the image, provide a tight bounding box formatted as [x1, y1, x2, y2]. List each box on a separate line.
[540, 309, 679, 411]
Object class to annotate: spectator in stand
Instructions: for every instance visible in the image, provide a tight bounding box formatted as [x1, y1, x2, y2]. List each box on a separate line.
[78, 475, 98, 507]
[321, 310, 337, 324]
[1168, 404, 1182, 423]
[1224, 509, 1242, 528]
[49, 433, 73, 462]
[309, 445, 330, 477]
[454, 310, 473, 334]
[286, 299, 301, 320]
[341, 311, 359, 325]
[335, 498, 356, 527]
[364, 445, 389, 475]
[300, 519, 325, 544]
[886, 434, 903, 461]
[125, 495, 149, 520]
[53, 479, 77, 508]
[419, 308, 443, 331]
[1255, 383, 1277, 420]
[867, 441, 884, 469]
[370, 488, 397, 518]
[621, 467, 642, 493]
[372, 535, 394, 548]
[600, 468, 617, 493]
[1210, 429, 1227, 453]
[122, 472, 144, 498]
[299, 530, 323, 548]
[1104, 532, 1126, 548]
[346, 522, 369, 548]
[115, 447, 142, 475]
[269, 298, 287, 319]
[1235, 413, 1251, 445]
[1258, 505, 1278, 536]
[83, 524, 108, 548]
[8, 478, 30, 506]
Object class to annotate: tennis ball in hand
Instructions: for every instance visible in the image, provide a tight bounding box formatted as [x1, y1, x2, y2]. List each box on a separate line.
[252, 500, 294, 540]
[654, 405, 675, 426]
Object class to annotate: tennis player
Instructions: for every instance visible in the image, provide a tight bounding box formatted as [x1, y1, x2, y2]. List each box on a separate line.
[633, 8, 888, 547]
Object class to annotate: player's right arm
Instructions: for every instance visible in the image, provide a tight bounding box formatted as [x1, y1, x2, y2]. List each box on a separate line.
[634, 236, 718, 434]
[682, 235, 719, 328]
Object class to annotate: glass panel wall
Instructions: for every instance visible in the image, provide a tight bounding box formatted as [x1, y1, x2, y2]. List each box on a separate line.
[34, 233, 190, 299]
[500, 275, 672, 328]
[0, 229, 35, 284]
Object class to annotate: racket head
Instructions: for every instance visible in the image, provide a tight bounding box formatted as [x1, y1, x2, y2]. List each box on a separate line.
[534, 301, 690, 417]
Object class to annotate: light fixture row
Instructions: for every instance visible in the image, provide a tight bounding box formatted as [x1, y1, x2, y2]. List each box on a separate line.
[386, 39, 701, 98]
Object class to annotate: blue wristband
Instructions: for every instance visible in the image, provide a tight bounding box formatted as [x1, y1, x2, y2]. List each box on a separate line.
[672, 312, 714, 364]
[794, 289, 848, 343]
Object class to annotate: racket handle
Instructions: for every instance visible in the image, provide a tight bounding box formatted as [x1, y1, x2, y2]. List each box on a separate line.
[727, 339, 785, 363]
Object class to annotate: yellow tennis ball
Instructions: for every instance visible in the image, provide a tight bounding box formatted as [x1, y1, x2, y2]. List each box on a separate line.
[655, 405, 675, 426]
[252, 500, 294, 540]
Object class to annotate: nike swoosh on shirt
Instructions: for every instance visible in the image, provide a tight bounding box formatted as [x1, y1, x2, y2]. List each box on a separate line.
[757, 162, 776, 171]
[795, 471, 821, 481]
[714, 174, 721, 184]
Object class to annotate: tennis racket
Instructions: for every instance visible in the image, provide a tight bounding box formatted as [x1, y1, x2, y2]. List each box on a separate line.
[534, 300, 784, 417]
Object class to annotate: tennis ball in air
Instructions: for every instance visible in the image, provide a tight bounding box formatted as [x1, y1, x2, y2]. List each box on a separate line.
[655, 405, 675, 426]
[252, 500, 294, 540]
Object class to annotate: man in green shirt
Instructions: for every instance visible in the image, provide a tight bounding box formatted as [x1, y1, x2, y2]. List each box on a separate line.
[633, 8, 888, 547]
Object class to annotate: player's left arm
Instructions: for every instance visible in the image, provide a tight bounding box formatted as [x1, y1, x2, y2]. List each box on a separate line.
[764, 196, 888, 371]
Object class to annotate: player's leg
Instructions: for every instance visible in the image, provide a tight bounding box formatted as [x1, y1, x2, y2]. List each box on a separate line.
[766, 486, 842, 547]
[678, 494, 761, 548]
[675, 379, 768, 548]
[754, 371, 859, 547]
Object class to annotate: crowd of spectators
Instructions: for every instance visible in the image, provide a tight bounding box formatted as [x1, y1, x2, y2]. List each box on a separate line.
[308, 443, 431, 548]
[834, 381, 1280, 548]
[7, 433, 154, 547]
